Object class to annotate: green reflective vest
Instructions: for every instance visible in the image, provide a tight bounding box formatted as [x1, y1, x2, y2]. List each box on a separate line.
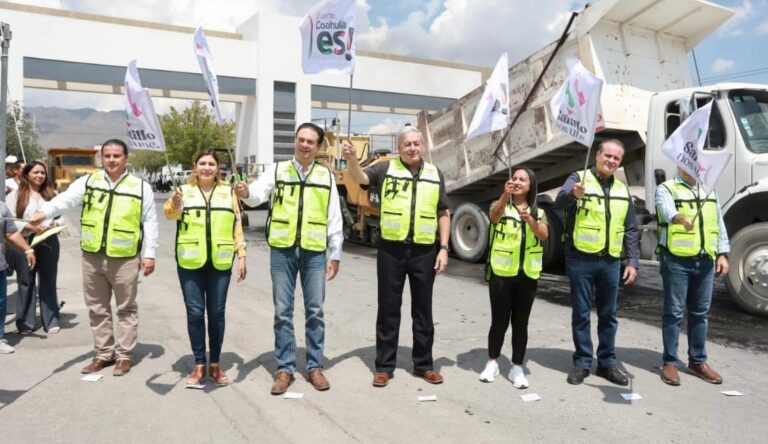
[657, 179, 719, 260]
[80, 171, 144, 258]
[267, 161, 332, 252]
[488, 205, 544, 279]
[571, 170, 630, 258]
[380, 159, 441, 244]
[176, 183, 237, 270]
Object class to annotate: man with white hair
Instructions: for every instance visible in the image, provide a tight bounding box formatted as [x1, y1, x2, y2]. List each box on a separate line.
[343, 126, 451, 388]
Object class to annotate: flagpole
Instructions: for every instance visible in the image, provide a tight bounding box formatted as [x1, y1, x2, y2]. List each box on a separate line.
[347, 74, 353, 138]
[164, 151, 179, 191]
[219, 123, 239, 184]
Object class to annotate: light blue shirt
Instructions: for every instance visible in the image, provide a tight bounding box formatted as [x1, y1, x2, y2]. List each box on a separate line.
[655, 174, 730, 255]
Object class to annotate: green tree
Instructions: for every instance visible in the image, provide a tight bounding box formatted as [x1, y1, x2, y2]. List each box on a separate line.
[129, 150, 166, 174]
[160, 101, 236, 169]
[5, 101, 44, 161]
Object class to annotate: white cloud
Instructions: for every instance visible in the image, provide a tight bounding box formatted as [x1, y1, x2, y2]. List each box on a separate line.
[719, 0, 753, 36]
[759, 19, 768, 34]
[368, 117, 411, 134]
[711, 58, 735, 74]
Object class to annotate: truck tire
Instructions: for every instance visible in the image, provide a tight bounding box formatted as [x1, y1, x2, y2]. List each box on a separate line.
[541, 206, 563, 270]
[369, 226, 381, 246]
[450, 203, 489, 263]
[725, 222, 768, 316]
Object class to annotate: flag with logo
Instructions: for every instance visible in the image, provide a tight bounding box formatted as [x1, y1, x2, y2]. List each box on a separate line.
[300, 0, 356, 75]
[465, 53, 510, 141]
[124, 60, 166, 151]
[194, 26, 223, 125]
[549, 58, 603, 148]
[661, 101, 732, 193]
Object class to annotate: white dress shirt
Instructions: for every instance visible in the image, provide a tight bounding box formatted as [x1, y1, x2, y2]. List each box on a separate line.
[241, 158, 343, 261]
[42, 171, 159, 259]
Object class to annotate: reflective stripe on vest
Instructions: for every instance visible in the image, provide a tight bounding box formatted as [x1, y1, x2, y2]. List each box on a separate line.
[176, 183, 236, 270]
[571, 170, 630, 258]
[658, 180, 719, 259]
[267, 161, 332, 252]
[488, 205, 544, 279]
[380, 160, 441, 244]
[80, 171, 143, 258]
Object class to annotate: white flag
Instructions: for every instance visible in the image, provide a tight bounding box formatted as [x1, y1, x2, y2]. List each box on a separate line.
[661, 101, 732, 194]
[194, 26, 223, 125]
[465, 53, 509, 142]
[300, 0, 356, 75]
[124, 60, 166, 151]
[549, 59, 603, 148]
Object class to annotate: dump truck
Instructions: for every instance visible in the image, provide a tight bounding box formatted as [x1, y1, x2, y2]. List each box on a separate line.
[47, 147, 99, 191]
[404, 0, 768, 315]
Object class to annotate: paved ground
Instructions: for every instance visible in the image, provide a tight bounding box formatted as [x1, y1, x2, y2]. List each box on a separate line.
[1, 201, 766, 443]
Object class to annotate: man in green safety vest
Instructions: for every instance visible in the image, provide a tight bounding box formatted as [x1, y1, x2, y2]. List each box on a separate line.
[342, 126, 451, 388]
[235, 122, 342, 395]
[655, 167, 730, 386]
[556, 139, 639, 387]
[30, 139, 158, 377]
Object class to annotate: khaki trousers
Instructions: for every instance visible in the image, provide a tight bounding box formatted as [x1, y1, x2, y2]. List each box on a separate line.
[82, 252, 140, 360]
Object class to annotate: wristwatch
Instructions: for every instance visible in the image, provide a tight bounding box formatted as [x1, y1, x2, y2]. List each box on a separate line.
[439, 245, 449, 251]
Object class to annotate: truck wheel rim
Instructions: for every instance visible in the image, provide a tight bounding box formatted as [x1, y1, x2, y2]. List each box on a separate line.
[744, 244, 768, 299]
[454, 213, 479, 252]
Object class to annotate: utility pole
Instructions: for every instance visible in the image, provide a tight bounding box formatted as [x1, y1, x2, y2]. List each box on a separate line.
[0, 22, 11, 201]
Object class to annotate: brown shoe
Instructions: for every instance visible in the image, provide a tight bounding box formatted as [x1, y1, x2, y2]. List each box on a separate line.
[270, 371, 295, 395]
[308, 368, 330, 391]
[661, 364, 680, 386]
[687, 362, 722, 384]
[208, 364, 230, 386]
[372, 372, 393, 387]
[113, 359, 132, 376]
[414, 369, 444, 384]
[81, 358, 115, 374]
[186, 364, 206, 385]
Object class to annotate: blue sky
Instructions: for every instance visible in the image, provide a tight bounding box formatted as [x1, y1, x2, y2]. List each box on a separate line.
[14, 0, 768, 133]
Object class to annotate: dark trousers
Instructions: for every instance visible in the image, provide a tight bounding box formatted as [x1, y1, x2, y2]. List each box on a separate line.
[487, 273, 537, 364]
[9, 235, 61, 332]
[177, 264, 231, 365]
[375, 241, 437, 373]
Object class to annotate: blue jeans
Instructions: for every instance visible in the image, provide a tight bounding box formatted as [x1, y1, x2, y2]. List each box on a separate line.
[566, 253, 620, 368]
[0, 269, 7, 340]
[660, 252, 714, 365]
[177, 264, 232, 365]
[271, 247, 327, 373]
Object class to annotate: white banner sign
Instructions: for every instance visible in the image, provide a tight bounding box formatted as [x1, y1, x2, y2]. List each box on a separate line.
[300, 0, 356, 75]
[124, 60, 166, 151]
[661, 101, 732, 193]
[465, 53, 510, 141]
[549, 58, 603, 148]
[194, 26, 223, 125]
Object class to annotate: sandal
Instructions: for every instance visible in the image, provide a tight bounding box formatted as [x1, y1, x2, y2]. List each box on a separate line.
[186, 364, 206, 385]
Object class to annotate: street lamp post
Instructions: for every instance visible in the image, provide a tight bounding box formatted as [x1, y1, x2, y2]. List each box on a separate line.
[0, 22, 11, 201]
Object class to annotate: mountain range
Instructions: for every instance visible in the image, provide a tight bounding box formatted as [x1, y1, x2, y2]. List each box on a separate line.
[27, 107, 125, 149]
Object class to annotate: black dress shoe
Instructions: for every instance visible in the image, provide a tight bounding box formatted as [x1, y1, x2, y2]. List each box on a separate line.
[567, 366, 590, 385]
[596, 366, 629, 386]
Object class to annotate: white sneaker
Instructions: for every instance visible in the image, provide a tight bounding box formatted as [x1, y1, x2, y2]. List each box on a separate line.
[0, 339, 15, 354]
[511, 365, 529, 389]
[479, 360, 499, 382]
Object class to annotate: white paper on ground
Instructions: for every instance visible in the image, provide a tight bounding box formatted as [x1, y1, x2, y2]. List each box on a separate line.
[721, 390, 744, 396]
[418, 395, 437, 402]
[621, 393, 642, 400]
[283, 392, 304, 400]
[186, 384, 206, 390]
[520, 393, 542, 402]
[80, 374, 103, 382]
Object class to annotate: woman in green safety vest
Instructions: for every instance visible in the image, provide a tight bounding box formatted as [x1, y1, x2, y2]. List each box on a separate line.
[164, 149, 247, 387]
[479, 167, 548, 389]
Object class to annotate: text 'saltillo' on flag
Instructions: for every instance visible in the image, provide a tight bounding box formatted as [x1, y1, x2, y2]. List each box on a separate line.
[124, 60, 166, 152]
[661, 100, 733, 194]
[465, 53, 510, 142]
[549, 58, 604, 148]
[300, 0, 356, 75]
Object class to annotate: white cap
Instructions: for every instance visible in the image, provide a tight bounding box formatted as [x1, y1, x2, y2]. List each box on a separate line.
[5, 155, 18, 164]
